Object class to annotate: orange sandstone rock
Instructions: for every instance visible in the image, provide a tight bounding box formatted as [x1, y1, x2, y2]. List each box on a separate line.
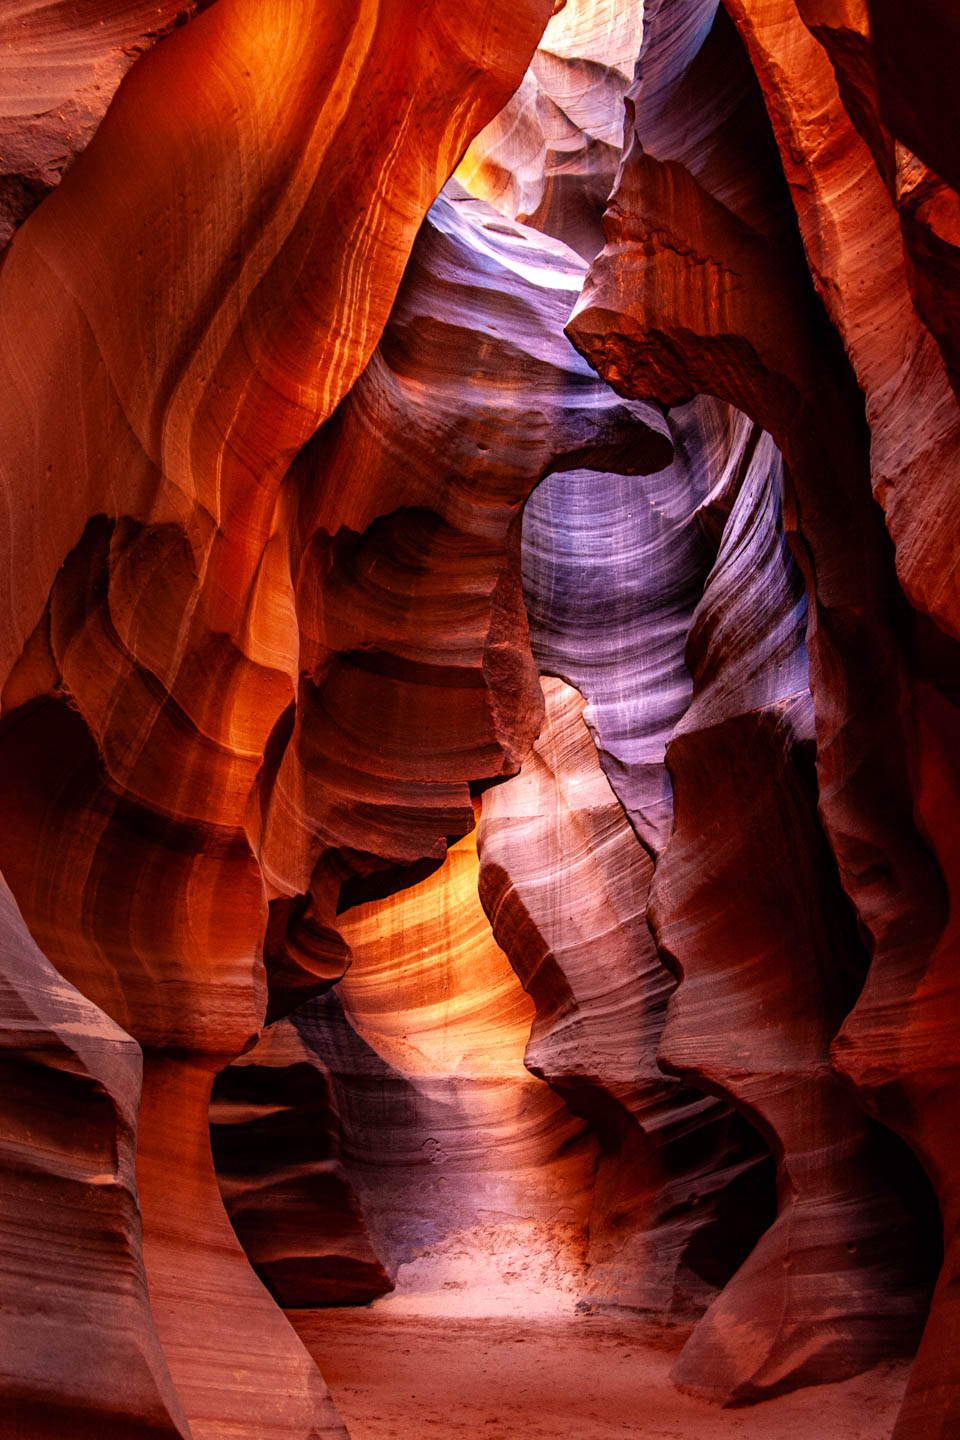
[568, 0, 944, 1403]
[0, 875, 191, 1440]
[303, 827, 598, 1313]
[0, 1, 198, 248]
[212, 1018, 393, 1308]
[0, 1, 558, 1433]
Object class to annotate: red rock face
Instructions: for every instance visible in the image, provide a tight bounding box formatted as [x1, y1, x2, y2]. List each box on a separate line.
[566, 0, 959, 1432]
[211, 1019, 394, 1309]
[0, 875, 191, 1440]
[312, 826, 598, 1314]
[0, 1, 199, 248]
[254, 182, 670, 986]
[1, 1, 959, 1437]
[650, 438, 932, 1400]
[0, 2, 559, 1434]
[212, 181, 669, 1319]
[458, 0, 645, 260]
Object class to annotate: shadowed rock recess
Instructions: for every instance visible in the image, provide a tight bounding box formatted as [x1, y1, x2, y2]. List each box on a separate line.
[0, 2, 957, 1438]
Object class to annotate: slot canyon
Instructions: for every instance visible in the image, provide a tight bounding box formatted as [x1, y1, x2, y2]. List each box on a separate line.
[1, 1, 959, 1437]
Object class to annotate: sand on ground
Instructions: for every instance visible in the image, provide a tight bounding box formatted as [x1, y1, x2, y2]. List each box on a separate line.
[289, 1307, 909, 1440]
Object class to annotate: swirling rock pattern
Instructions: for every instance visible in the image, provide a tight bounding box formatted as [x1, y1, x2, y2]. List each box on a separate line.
[478, 676, 774, 1318]
[795, 0, 960, 391]
[0, 1, 559, 1434]
[522, 397, 756, 854]
[294, 828, 598, 1314]
[214, 186, 670, 1319]
[0, 1, 197, 248]
[569, 0, 956, 1424]
[458, 0, 644, 260]
[711, 8, 960, 1431]
[514, 368, 933, 1392]
[211, 1019, 393, 1307]
[723, 0, 960, 640]
[1, 0, 959, 1434]
[652, 431, 932, 1401]
[0, 875, 190, 1440]
[256, 182, 671, 1005]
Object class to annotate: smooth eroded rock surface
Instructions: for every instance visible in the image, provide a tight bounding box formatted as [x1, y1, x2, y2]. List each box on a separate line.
[2, 1, 959, 1435]
[479, 677, 773, 1319]
[0, 2, 560, 1433]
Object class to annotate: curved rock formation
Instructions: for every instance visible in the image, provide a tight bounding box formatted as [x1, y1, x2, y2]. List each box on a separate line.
[567, 0, 952, 1420]
[0, 2, 561, 1434]
[297, 826, 597, 1314]
[211, 1019, 393, 1308]
[478, 675, 773, 1318]
[522, 396, 751, 853]
[795, 0, 960, 392]
[458, 0, 644, 259]
[0, 875, 190, 1440]
[256, 182, 671, 1009]
[853, 675, 960, 1440]
[724, 0, 960, 641]
[651, 431, 931, 1402]
[1, 2, 959, 1435]
[0, 0, 197, 249]
[210, 183, 671, 1318]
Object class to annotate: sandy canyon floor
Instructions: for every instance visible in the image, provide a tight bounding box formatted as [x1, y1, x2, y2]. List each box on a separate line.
[291, 1308, 910, 1440]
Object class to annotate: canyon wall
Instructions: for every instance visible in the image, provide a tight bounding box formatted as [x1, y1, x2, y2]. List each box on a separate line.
[563, 1, 959, 1433]
[1, 2, 959, 1439]
[0, 2, 559, 1435]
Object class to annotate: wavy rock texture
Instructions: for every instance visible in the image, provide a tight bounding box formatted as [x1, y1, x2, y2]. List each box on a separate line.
[478, 676, 773, 1318]
[0, 0, 198, 249]
[209, 183, 667, 1343]
[795, 0, 960, 390]
[255, 182, 671, 1011]
[654, 7, 960, 1430]
[651, 431, 931, 1401]
[1, 0, 959, 1435]
[500, 396, 788, 1320]
[0, 875, 190, 1440]
[723, 0, 960, 641]
[296, 827, 598, 1314]
[457, 0, 644, 259]
[0, 1, 560, 1434]
[523, 396, 756, 854]
[211, 1019, 393, 1307]
[568, 0, 954, 1421]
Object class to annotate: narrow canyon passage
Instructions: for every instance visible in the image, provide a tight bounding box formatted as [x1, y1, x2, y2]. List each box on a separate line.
[308, 825, 598, 1315]
[1, 1, 959, 1439]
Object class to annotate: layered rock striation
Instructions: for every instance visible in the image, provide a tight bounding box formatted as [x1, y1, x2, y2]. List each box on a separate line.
[308, 826, 597, 1313]
[478, 676, 774, 1318]
[457, 0, 645, 261]
[0, 1, 199, 248]
[0, 3, 564, 1435]
[651, 431, 933, 1401]
[211, 1018, 393, 1309]
[254, 181, 671, 1019]
[216, 182, 671, 1315]
[567, 0, 958, 1428]
[0, 876, 191, 1440]
[0, 2, 959, 1437]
